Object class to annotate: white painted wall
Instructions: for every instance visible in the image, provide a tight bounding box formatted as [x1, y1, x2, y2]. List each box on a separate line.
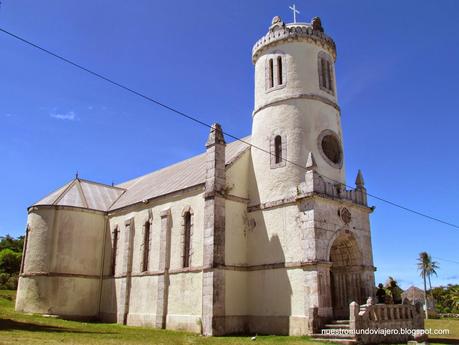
[251, 40, 344, 205]
[16, 206, 106, 318]
[100, 188, 205, 329]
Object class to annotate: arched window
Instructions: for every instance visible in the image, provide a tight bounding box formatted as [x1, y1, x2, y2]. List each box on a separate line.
[183, 211, 192, 268]
[142, 220, 151, 272]
[111, 226, 119, 276]
[318, 52, 334, 94]
[274, 135, 282, 164]
[270, 132, 286, 168]
[266, 55, 286, 91]
[268, 58, 274, 88]
[277, 56, 283, 85]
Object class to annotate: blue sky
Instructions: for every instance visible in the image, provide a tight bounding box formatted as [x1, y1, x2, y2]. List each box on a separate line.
[1, 0, 458, 289]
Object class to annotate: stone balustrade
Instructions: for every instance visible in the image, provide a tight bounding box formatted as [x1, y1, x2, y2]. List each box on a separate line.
[350, 298, 425, 344]
[297, 168, 368, 207]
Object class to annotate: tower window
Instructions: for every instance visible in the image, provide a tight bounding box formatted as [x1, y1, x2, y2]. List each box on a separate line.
[183, 211, 192, 268]
[270, 132, 287, 168]
[268, 58, 274, 88]
[318, 129, 343, 168]
[111, 226, 119, 276]
[266, 54, 286, 91]
[141, 220, 151, 272]
[322, 135, 341, 164]
[274, 135, 282, 164]
[277, 56, 283, 85]
[318, 52, 334, 95]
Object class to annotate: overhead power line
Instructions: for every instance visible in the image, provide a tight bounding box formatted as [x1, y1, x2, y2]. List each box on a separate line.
[1, 27, 459, 231]
[433, 257, 459, 265]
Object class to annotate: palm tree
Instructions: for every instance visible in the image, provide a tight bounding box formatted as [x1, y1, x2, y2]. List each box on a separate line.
[450, 286, 459, 311]
[417, 252, 439, 319]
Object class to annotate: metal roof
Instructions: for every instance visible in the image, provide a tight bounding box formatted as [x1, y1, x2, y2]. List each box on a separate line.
[32, 137, 251, 212]
[110, 137, 251, 210]
[32, 178, 125, 212]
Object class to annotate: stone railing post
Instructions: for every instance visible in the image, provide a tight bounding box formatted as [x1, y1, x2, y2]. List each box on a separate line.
[349, 301, 359, 331]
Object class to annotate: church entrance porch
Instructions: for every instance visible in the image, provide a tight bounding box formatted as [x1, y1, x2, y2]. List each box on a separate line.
[329, 231, 365, 320]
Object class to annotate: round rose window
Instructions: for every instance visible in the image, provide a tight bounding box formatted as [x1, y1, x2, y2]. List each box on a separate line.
[321, 135, 342, 164]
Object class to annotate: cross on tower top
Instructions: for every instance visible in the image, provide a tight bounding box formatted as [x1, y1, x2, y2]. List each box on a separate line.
[289, 4, 300, 23]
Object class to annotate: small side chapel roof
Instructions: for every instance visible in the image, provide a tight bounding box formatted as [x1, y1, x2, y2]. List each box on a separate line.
[32, 137, 251, 212]
[32, 178, 125, 212]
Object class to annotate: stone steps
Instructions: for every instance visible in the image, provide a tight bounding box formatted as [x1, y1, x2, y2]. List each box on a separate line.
[312, 319, 357, 345]
[324, 323, 350, 329]
[330, 320, 350, 324]
[312, 338, 358, 345]
[313, 338, 358, 345]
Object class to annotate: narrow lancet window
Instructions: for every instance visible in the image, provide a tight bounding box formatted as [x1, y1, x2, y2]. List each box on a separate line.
[111, 226, 119, 276]
[318, 52, 334, 94]
[183, 212, 191, 268]
[277, 56, 283, 85]
[142, 221, 151, 272]
[274, 135, 282, 164]
[268, 58, 274, 88]
[321, 59, 328, 88]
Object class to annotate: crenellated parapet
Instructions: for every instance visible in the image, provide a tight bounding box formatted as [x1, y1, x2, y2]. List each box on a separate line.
[299, 153, 369, 207]
[252, 16, 337, 64]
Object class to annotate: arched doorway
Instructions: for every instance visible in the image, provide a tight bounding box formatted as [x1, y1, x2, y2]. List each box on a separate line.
[329, 231, 365, 319]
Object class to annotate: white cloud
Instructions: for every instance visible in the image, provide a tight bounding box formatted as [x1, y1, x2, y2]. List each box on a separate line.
[50, 110, 78, 121]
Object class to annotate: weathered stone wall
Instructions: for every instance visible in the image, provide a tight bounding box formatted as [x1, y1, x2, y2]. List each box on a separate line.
[251, 38, 344, 206]
[16, 206, 106, 318]
[99, 188, 205, 331]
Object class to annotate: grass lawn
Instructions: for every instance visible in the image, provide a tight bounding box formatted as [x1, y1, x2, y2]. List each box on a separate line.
[0, 290, 458, 345]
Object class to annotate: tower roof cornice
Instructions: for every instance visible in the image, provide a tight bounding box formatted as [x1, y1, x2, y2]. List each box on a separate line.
[252, 16, 337, 64]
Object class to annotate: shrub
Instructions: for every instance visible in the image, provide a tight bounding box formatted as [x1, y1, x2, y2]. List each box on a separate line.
[5, 274, 19, 290]
[0, 248, 22, 274]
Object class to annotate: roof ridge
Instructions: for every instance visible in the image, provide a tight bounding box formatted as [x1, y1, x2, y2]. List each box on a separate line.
[53, 179, 77, 205]
[116, 136, 250, 189]
[75, 179, 89, 208]
[107, 189, 127, 210]
[78, 177, 126, 190]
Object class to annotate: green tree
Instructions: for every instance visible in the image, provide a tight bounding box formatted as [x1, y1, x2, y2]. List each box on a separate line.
[431, 284, 459, 314]
[0, 235, 24, 252]
[450, 286, 459, 311]
[417, 251, 440, 319]
[0, 248, 22, 274]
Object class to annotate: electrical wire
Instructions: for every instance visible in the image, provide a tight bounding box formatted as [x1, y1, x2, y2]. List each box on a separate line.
[1, 27, 459, 230]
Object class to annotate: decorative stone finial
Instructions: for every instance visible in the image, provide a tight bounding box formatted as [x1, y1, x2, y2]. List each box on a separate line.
[269, 16, 285, 33]
[306, 152, 317, 170]
[272, 16, 282, 25]
[355, 169, 365, 187]
[206, 123, 225, 148]
[311, 17, 324, 32]
[366, 296, 375, 306]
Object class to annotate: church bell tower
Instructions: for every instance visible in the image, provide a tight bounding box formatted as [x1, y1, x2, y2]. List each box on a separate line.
[251, 15, 343, 204]
[248, 15, 375, 325]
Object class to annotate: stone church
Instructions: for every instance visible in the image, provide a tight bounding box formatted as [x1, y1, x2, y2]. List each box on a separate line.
[16, 15, 376, 336]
